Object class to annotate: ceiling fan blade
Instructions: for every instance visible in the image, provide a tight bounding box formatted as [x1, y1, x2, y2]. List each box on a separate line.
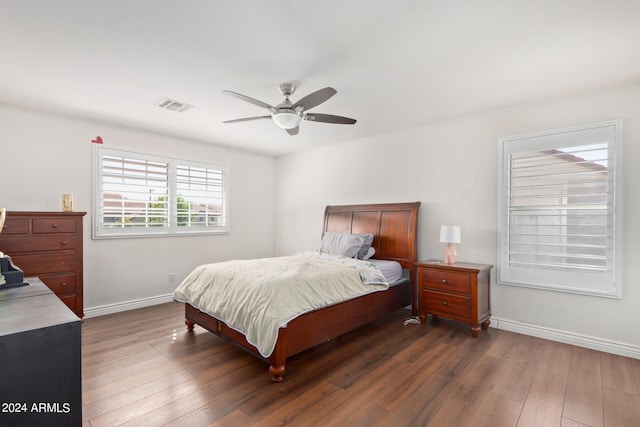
[286, 126, 299, 136]
[304, 113, 356, 125]
[292, 87, 337, 111]
[222, 90, 275, 111]
[222, 115, 271, 124]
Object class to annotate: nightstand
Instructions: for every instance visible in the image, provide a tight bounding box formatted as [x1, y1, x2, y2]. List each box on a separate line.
[416, 260, 492, 337]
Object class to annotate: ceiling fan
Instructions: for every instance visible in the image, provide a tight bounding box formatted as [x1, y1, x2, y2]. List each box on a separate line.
[222, 83, 356, 135]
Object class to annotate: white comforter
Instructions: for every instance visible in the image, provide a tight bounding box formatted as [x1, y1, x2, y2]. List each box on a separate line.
[172, 251, 388, 357]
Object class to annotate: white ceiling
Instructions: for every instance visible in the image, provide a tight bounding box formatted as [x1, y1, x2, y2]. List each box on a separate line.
[2, 1, 640, 156]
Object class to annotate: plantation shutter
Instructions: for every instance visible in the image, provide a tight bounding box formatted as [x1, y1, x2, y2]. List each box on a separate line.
[176, 164, 227, 228]
[99, 154, 169, 230]
[498, 121, 621, 297]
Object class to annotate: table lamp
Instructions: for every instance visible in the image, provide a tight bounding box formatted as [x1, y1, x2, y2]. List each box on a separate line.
[440, 225, 461, 264]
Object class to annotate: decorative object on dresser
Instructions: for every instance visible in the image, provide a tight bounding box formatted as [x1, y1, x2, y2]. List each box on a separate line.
[0, 255, 27, 289]
[439, 225, 461, 264]
[0, 211, 86, 318]
[417, 260, 492, 337]
[62, 193, 74, 212]
[0, 208, 29, 289]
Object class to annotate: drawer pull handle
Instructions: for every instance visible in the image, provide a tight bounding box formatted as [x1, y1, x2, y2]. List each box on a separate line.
[442, 300, 448, 306]
[60, 241, 67, 245]
[61, 282, 68, 287]
[441, 279, 448, 284]
[52, 223, 59, 229]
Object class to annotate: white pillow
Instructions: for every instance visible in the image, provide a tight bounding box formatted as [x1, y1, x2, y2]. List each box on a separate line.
[320, 232, 366, 258]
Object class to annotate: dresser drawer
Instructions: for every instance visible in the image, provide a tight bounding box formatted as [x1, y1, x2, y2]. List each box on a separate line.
[423, 290, 470, 319]
[58, 294, 77, 313]
[41, 274, 77, 295]
[32, 218, 77, 234]
[1, 217, 29, 235]
[421, 268, 471, 294]
[0, 236, 76, 253]
[10, 253, 76, 276]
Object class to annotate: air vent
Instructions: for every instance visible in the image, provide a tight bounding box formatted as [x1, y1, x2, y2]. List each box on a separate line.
[156, 98, 193, 113]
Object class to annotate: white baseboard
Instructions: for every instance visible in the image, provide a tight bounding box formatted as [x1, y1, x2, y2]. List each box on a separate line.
[84, 293, 174, 318]
[492, 316, 640, 360]
[83, 300, 640, 360]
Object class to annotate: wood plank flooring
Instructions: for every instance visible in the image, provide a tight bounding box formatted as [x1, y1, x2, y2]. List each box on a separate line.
[82, 303, 640, 426]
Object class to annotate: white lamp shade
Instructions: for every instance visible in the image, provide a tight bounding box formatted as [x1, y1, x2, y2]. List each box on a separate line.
[272, 111, 302, 129]
[439, 225, 461, 243]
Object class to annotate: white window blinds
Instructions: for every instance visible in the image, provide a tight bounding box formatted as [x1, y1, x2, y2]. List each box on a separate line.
[175, 164, 226, 228]
[101, 155, 170, 229]
[498, 120, 621, 297]
[94, 146, 229, 238]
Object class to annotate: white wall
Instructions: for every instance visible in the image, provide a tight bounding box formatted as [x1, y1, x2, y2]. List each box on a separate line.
[2, 83, 638, 356]
[0, 104, 276, 314]
[275, 83, 640, 356]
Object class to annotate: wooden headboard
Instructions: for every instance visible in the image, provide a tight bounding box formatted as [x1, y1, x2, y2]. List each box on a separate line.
[323, 202, 421, 278]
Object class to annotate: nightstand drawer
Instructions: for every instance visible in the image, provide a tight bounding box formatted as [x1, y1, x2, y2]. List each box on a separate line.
[421, 268, 471, 294]
[423, 290, 470, 319]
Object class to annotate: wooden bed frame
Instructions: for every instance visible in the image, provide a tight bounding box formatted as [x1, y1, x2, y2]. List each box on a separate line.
[184, 202, 420, 382]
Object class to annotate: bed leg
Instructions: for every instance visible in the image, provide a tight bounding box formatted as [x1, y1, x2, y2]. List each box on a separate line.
[268, 328, 287, 382]
[185, 319, 195, 331]
[269, 364, 285, 382]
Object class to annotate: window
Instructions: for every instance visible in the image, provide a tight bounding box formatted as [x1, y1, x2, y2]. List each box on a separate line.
[497, 120, 621, 297]
[93, 146, 229, 238]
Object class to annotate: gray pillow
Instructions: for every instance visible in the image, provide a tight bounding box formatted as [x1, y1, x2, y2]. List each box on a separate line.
[320, 232, 366, 258]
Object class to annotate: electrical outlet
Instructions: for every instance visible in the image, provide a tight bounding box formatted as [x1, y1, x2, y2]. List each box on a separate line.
[169, 273, 175, 282]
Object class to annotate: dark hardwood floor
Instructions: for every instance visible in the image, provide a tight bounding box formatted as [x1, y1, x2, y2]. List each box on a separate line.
[82, 303, 640, 426]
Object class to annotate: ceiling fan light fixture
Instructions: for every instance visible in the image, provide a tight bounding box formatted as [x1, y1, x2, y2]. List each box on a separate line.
[272, 111, 302, 129]
[222, 84, 356, 134]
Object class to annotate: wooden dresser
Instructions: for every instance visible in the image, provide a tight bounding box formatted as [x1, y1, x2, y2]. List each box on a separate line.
[416, 260, 492, 337]
[0, 211, 86, 318]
